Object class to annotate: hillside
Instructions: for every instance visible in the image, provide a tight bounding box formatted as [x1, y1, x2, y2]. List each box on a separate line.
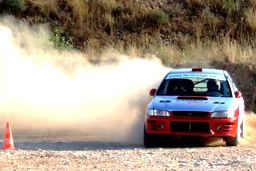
[0, 0, 255, 111]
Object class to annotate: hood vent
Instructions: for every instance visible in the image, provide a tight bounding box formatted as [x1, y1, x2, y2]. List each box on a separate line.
[213, 101, 225, 104]
[159, 100, 171, 103]
[177, 96, 209, 100]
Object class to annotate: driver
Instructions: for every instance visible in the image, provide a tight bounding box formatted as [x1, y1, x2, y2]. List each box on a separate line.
[206, 79, 220, 93]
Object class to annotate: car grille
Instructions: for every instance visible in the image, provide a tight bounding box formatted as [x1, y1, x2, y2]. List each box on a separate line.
[172, 111, 209, 117]
[171, 121, 209, 133]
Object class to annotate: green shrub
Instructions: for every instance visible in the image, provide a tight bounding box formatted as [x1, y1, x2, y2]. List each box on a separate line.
[50, 27, 74, 49]
[148, 10, 169, 26]
[112, 5, 129, 17]
[222, 0, 244, 18]
[223, 0, 236, 15]
[0, 0, 26, 14]
[40, 17, 49, 23]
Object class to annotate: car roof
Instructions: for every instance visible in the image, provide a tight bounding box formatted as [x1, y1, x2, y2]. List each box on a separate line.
[170, 68, 225, 75]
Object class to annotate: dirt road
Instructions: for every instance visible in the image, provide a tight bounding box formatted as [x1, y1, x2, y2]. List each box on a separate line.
[1, 129, 256, 170]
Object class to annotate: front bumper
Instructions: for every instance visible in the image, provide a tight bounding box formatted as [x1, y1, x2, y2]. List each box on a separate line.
[145, 115, 238, 137]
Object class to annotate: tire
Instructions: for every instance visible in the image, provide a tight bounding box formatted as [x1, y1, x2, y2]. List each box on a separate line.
[226, 133, 239, 146]
[143, 126, 155, 148]
[226, 120, 243, 146]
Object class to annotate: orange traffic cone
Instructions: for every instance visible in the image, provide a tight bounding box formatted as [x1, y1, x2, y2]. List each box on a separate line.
[2, 122, 16, 150]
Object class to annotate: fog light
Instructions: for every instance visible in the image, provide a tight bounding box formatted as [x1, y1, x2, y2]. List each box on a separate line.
[217, 125, 222, 130]
[159, 123, 164, 129]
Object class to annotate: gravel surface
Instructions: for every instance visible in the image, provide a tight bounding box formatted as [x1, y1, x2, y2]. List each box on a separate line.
[1, 146, 256, 170]
[1, 130, 256, 170]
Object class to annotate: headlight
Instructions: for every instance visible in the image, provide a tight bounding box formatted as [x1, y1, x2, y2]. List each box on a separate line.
[210, 110, 234, 118]
[148, 109, 170, 116]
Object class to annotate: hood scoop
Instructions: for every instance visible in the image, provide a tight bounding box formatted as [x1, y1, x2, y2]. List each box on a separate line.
[213, 101, 225, 104]
[159, 100, 171, 103]
[177, 96, 209, 100]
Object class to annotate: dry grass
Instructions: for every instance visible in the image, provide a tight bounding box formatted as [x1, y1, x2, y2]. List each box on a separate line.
[30, 0, 58, 18]
[246, 8, 256, 31]
[188, 39, 256, 64]
[3, 0, 255, 65]
[68, 0, 89, 25]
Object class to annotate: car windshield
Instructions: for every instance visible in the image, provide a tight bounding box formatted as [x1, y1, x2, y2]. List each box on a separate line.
[156, 77, 232, 97]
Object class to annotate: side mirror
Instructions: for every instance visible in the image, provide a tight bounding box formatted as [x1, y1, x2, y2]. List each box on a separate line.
[149, 89, 157, 96]
[235, 91, 242, 98]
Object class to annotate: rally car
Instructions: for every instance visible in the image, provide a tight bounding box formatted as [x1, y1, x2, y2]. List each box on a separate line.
[144, 68, 245, 147]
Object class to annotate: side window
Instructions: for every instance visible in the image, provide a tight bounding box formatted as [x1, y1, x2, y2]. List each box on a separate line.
[225, 71, 237, 97]
[220, 81, 232, 97]
[227, 74, 237, 91]
[157, 79, 170, 95]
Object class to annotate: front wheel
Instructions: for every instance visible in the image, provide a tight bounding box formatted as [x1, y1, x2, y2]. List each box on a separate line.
[226, 120, 244, 146]
[226, 133, 240, 146]
[144, 126, 155, 148]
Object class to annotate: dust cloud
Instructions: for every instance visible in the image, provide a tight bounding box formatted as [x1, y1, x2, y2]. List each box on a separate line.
[1, 16, 255, 146]
[240, 112, 256, 146]
[0, 16, 170, 144]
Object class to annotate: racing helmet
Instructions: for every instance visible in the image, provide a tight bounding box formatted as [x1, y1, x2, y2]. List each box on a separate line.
[207, 79, 220, 92]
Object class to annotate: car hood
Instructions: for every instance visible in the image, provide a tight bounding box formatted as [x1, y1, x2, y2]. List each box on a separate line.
[148, 96, 237, 112]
